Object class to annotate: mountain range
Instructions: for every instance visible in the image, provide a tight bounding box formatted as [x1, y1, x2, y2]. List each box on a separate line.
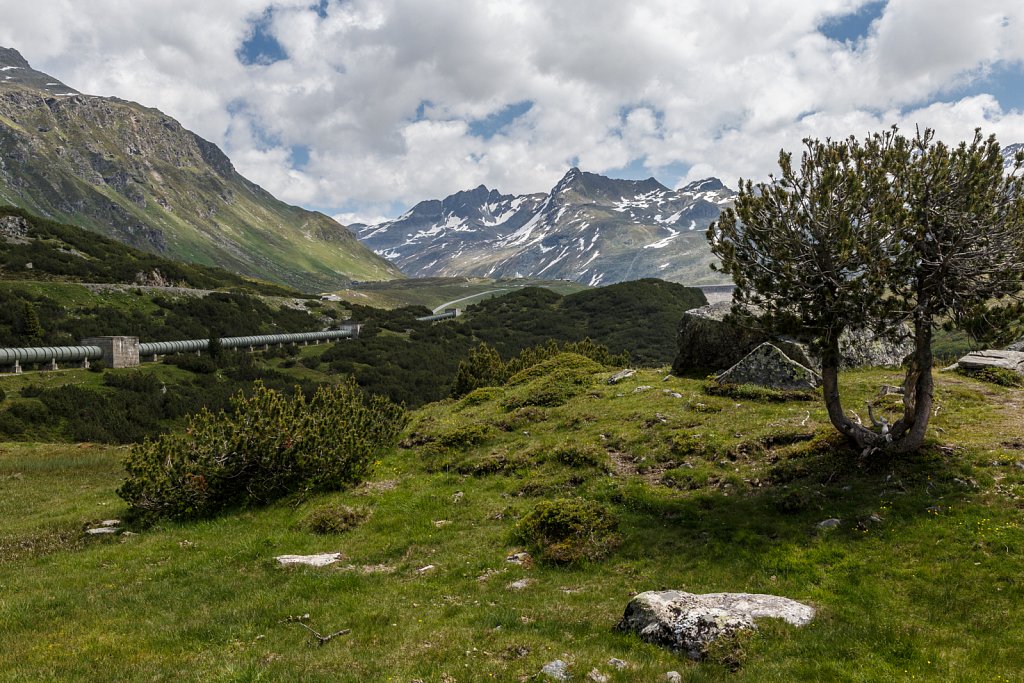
[357, 169, 736, 286]
[0, 47, 400, 292]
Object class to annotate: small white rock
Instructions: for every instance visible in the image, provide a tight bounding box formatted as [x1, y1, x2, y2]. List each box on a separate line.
[99, 519, 121, 527]
[540, 659, 570, 681]
[416, 564, 436, 574]
[817, 518, 841, 530]
[507, 578, 533, 591]
[607, 658, 629, 670]
[587, 668, 609, 683]
[85, 527, 117, 535]
[665, 672, 682, 683]
[275, 552, 343, 567]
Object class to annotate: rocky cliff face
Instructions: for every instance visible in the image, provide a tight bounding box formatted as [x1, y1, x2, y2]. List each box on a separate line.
[359, 168, 735, 286]
[0, 47, 401, 292]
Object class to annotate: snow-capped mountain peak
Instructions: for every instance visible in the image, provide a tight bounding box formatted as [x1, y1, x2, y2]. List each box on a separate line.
[358, 169, 736, 286]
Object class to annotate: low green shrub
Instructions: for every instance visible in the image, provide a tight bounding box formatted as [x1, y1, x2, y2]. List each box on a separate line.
[164, 353, 217, 374]
[300, 504, 371, 534]
[502, 354, 604, 409]
[958, 366, 1024, 388]
[703, 381, 817, 402]
[118, 380, 406, 521]
[457, 386, 504, 408]
[435, 423, 492, 450]
[512, 497, 620, 564]
[87, 361, 106, 373]
[542, 443, 606, 469]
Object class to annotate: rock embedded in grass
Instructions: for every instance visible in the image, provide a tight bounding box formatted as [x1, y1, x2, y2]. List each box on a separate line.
[540, 659, 570, 681]
[275, 552, 343, 567]
[616, 590, 815, 660]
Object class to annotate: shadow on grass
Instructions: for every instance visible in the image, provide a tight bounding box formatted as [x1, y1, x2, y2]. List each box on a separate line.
[606, 434, 978, 561]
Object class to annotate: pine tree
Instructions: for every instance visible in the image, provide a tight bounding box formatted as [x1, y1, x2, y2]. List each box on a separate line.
[19, 302, 43, 346]
[709, 128, 1024, 454]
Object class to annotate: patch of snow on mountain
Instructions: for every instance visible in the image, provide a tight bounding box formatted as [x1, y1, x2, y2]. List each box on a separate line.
[588, 272, 605, 286]
[658, 210, 684, 224]
[0, 66, 22, 72]
[644, 227, 679, 249]
[538, 246, 570, 275]
[686, 220, 698, 230]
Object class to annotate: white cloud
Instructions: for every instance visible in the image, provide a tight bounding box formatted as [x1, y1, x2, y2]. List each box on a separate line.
[0, 0, 1022, 219]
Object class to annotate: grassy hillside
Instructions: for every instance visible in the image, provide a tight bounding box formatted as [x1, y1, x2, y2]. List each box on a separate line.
[0, 360, 1021, 681]
[0, 206, 297, 295]
[332, 277, 589, 311]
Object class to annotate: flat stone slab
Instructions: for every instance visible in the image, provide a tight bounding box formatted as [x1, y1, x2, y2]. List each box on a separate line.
[956, 350, 1024, 374]
[275, 552, 343, 567]
[617, 590, 815, 660]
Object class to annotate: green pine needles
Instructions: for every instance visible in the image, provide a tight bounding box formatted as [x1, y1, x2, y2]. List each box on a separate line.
[118, 380, 406, 521]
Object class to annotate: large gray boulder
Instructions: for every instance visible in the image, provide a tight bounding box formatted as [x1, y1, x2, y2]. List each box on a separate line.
[673, 302, 911, 373]
[715, 343, 821, 390]
[954, 350, 1024, 375]
[617, 590, 815, 660]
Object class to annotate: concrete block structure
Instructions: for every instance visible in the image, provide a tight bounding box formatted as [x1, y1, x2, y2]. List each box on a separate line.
[81, 336, 141, 368]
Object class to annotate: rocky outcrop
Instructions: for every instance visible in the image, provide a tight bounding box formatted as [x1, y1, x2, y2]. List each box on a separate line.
[715, 343, 820, 390]
[616, 590, 815, 660]
[954, 350, 1024, 375]
[672, 302, 911, 374]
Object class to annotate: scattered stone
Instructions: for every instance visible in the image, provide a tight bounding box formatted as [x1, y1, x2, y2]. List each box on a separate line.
[540, 659, 570, 681]
[633, 385, 653, 393]
[451, 491, 465, 504]
[587, 668, 609, 682]
[433, 520, 452, 528]
[662, 390, 684, 398]
[275, 552, 343, 567]
[607, 658, 629, 670]
[85, 527, 118, 535]
[665, 673, 682, 683]
[120, 531, 138, 537]
[99, 519, 121, 527]
[867, 514, 884, 524]
[715, 343, 821, 391]
[662, 374, 672, 382]
[416, 564, 436, 574]
[616, 590, 815, 660]
[608, 369, 636, 384]
[953, 349, 1024, 375]
[506, 551, 532, 566]
[817, 518, 841, 530]
[507, 578, 533, 591]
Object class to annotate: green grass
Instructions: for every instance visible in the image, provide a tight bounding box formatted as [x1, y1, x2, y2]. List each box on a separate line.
[0, 365, 1022, 681]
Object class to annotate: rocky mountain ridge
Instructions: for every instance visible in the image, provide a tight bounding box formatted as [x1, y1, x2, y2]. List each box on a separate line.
[358, 169, 736, 286]
[0, 47, 400, 292]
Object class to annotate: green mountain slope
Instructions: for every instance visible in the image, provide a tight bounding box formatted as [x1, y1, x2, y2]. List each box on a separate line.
[0, 47, 402, 292]
[0, 205, 297, 295]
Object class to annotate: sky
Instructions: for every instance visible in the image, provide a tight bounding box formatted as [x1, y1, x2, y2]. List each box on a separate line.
[1, 0, 1023, 224]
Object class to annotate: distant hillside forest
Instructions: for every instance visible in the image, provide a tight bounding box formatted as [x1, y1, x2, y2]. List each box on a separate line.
[0, 206, 298, 296]
[0, 279, 706, 443]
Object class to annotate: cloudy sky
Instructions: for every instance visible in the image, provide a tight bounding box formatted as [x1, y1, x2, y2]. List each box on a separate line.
[1, 0, 1022, 223]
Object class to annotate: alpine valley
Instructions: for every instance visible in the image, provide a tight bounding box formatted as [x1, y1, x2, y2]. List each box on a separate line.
[356, 169, 736, 286]
[0, 47, 400, 292]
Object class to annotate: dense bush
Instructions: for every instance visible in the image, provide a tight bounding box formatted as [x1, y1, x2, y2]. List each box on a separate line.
[513, 497, 621, 564]
[119, 380, 406, 521]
